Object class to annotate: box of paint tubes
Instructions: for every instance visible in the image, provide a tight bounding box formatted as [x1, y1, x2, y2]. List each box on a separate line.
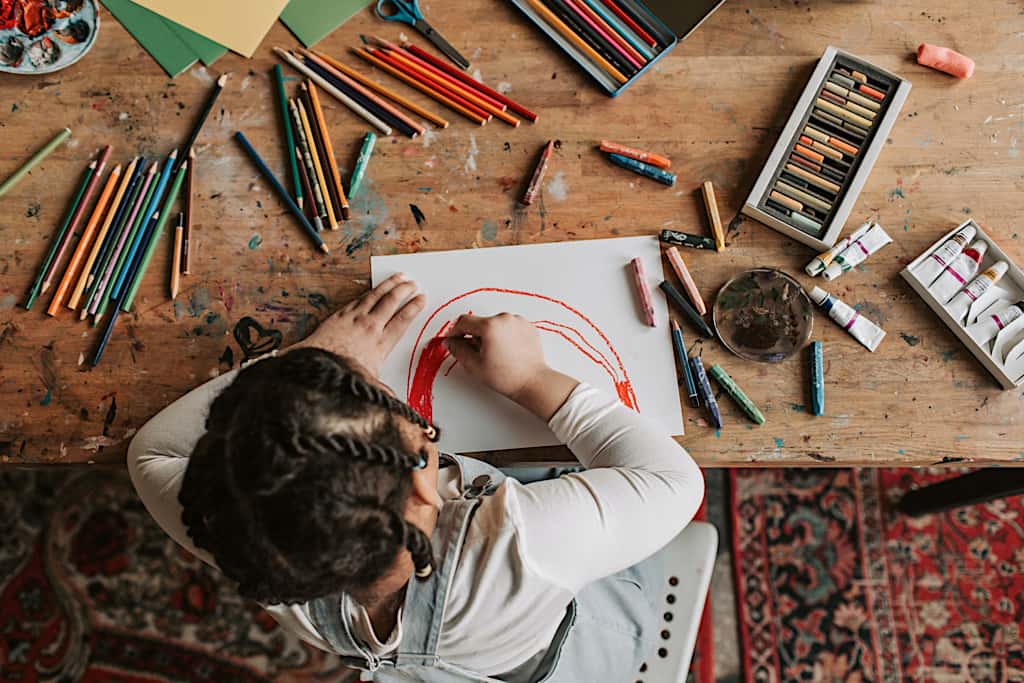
[742, 46, 913, 251]
[901, 220, 1024, 389]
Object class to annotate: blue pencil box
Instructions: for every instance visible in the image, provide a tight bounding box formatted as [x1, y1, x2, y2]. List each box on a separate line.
[508, 0, 725, 96]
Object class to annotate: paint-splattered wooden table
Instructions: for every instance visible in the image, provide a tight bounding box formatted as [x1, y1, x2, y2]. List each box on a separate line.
[1, 1, 1022, 467]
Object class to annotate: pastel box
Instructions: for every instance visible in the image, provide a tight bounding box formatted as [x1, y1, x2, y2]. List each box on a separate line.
[900, 220, 1024, 390]
[507, 0, 724, 96]
[743, 46, 912, 251]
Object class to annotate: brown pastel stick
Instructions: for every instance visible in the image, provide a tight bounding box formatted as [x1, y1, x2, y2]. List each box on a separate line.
[770, 190, 803, 212]
[784, 163, 841, 194]
[701, 180, 725, 251]
[776, 181, 832, 212]
[522, 140, 554, 206]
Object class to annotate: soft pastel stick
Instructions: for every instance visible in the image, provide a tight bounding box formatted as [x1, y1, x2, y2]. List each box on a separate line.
[917, 43, 974, 79]
[660, 281, 714, 338]
[709, 363, 766, 425]
[607, 153, 676, 185]
[810, 341, 824, 416]
[599, 140, 670, 169]
[665, 247, 705, 315]
[690, 356, 722, 429]
[630, 257, 656, 326]
[660, 230, 715, 251]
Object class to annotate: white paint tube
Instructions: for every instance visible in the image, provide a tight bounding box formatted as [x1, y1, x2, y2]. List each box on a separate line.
[946, 261, 1009, 321]
[912, 224, 977, 285]
[966, 301, 1024, 344]
[822, 223, 893, 281]
[809, 286, 886, 352]
[805, 221, 872, 276]
[928, 240, 988, 304]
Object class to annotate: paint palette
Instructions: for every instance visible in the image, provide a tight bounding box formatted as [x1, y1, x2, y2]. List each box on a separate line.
[712, 268, 813, 363]
[0, 0, 99, 75]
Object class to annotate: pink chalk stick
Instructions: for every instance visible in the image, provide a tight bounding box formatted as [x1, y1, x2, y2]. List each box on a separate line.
[666, 247, 707, 315]
[917, 43, 974, 79]
[630, 257, 656, 327]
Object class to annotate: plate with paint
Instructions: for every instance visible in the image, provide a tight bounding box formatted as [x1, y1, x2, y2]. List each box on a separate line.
[713, 268, 814, 363]
[1, 0, 99, 75]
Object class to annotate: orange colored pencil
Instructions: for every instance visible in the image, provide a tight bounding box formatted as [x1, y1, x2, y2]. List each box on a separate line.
[312, 50, 449, 129]
[570, 0, 647, 66]
[523, 0, 628, 85]
[47, 164, 122, 316]
[353, 48, 488, 125]
[305, 79, 351, 221]
[380, 48, 520, 127]
[371, 49, 490, 121]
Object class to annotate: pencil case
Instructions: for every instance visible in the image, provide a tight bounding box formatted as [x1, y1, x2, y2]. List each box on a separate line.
[507, 0, 724, 96]
[901, 219, 1024, 389]
[742, 46, 912, 251]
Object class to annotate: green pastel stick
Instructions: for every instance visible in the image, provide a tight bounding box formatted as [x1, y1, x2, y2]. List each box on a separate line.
[274, 64, 302, 205]
[0, 128, 71, 198]
[23, 160, 95, 310]
[709, 363, 766, 425]
[120, 163, 189, 312]
[348, 131, 376, 198]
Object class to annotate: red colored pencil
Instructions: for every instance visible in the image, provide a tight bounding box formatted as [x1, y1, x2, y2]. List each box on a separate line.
[371, 49, 492, 121]
[598, 0, 659, 47]
[563, 0, 643, 70]
[295, 145, 318, 224]
[569, 0, 647, 66]
[404, 44, 539, 123]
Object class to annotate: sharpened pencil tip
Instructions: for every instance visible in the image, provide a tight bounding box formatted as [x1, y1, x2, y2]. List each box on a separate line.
[217, 74, 228, 87]
[189, 147, 195, 159]
[169, 149, 179, 159]
[320, 244, 329, 253]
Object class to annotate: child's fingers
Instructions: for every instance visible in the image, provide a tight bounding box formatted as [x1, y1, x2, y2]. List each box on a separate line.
[381, 293, 426, 345]
[369, 280, 419, 322]
[444, 337, 482, 371]
[449, 314, 491, 338]
[352, 273, 407, 313]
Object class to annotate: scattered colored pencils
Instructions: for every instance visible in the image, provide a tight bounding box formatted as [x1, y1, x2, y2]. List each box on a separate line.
[0, 127, 71, 199]
[522, 140, 554, 206]
[273, 63, 303, 207]
[671, 320, 700, 409]
[305, 79, 351, 221]
[179, 74, 227, 163]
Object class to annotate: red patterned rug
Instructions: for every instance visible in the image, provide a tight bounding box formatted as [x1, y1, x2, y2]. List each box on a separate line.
[731, 468, 1024, 683]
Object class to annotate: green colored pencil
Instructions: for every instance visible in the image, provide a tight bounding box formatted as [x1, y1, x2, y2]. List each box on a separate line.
[120, 162, 189, 311]
[348, 131, 376, 198]
[274, 64, 303, 208]
[709, 364, 766, 425]
[23, 160, 95, 310]
[0, 127, 71, 199]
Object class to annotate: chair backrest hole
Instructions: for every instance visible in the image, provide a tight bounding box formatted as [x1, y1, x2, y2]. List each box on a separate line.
[668, 576, 679, 586]
[660, 629, 671, 640]
[666, 593, 676, 604]
[663, 611, 673, 622]
[657, 648, 668, 658]
[639, 663, 647, 673]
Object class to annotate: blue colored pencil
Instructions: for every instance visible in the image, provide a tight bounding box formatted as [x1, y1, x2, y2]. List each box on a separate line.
[110, 150, 177, 300]
[607, 153, 676, 186]
[91, 307, 120, 366]
[234, 131, 328, 253]
[579, 0, 656, 59]
[85, 158, 145, 290]
[671, 320, 700, 408]
[810, 341, 824, 416]
[690, 356, 723, 429]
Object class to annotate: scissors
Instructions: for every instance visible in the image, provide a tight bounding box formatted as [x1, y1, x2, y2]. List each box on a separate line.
[375, 0, 470, 70]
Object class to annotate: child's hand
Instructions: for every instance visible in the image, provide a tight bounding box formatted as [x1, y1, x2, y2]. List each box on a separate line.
[289, 273, 425, 376]
[445, 314, 578, 420]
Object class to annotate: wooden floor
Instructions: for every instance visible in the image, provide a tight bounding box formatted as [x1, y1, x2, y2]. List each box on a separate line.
[1, 1, 1022, 466]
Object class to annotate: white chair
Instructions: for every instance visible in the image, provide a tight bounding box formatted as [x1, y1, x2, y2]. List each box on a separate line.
[635, 521, 718, 683]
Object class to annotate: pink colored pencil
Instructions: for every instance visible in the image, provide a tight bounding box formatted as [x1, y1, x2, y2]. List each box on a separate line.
[564, 0, 644, 70]
[666, 246, 706, 315]
[630, 257, 656, 326]
[570, 0, 647, 66]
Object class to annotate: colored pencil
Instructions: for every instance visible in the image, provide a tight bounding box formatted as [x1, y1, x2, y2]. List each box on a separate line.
[613, 0, 673, 45]
[660, 229, 716, 251]
[349, 132, 376, 198]
[630, 257, 656, 326]
[121, 164, 189, 312]
[671, 320, 700, 409]
[810, 341, 824, 416]
[180, 74, 227, 164]
[599, 141, 669, 169]
[274, 64, 303, 207]
[311, 50, 450, 128]
[0, 127, 71, 198]
[579, 0, 655, 59]
[183, 147, 195, 274]
[368, 48, 491, 122]
[709, 364, 766, 425]
[561, 0, 643, 70]
[234, 131, 328, 253]
[300, 82, 343, 224]
[91, 306, 120, 365]
[524, 0, 628, 84]
[302, 57, 419, 138]
[275, 47, 393, 136]
[522, 140, 555, 206]
[290, 99, 328, 232]
[171, 213, 183, 300]
[24, 160, 96, 310]
[110, 151, 177, 301]
[570, 0, 647, 66]
[660, 280, 714, 338]
[540, 0, 636, 78]
[93, 162, 159, 321]
[295, 145, 318, 223]
[701, 180, 725, 252]
[305, 81, 351, 220]
[607, 153, 675, 185]
[85, 158, 145, 294]
[301, 49, 425, 138]
[68, 158, 137, 309]
[296, 97, 339, 230]
[40, 145, 111, 296]
[47, 164, 122, 316]
[690, 356, 723, 429]
[353, 48, 488, 125]
[665, 247, 705, 315]
[403, 44, 539, 122]
[597, 0, 658, 47]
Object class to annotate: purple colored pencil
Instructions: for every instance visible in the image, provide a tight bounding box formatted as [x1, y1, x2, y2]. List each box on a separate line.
[87, 163, 157, 316]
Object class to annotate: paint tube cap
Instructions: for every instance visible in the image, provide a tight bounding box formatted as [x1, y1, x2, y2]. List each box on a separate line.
[956, 224, 977, 243]
[808, 286, 828, 304]
[985, 261, 1009, 279]
[964, 239, 989, 262]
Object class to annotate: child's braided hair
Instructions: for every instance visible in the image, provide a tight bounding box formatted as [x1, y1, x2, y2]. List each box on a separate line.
[178, 347, 442, 605]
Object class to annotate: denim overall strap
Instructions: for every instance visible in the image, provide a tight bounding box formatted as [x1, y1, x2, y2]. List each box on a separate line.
[441, 453, 507, 496]
[308, 592, 383, 670]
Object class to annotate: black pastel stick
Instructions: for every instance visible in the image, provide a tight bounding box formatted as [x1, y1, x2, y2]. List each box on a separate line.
[660, 281, 714, 338]
[660, 229, 716, 250]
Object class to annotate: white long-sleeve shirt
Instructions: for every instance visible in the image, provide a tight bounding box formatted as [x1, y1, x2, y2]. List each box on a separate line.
[127, 367, 704, 677]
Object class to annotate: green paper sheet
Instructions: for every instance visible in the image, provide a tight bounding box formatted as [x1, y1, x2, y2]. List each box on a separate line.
[166, 20, 228, 66]
[101, 0, 197, 77]
[279, 0, 372, 47]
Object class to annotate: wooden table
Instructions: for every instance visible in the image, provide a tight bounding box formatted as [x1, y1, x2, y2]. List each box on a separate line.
[1, 1, 1022, 467]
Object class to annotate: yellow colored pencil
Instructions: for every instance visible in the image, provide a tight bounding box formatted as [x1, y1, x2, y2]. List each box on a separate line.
[297, 99, 338, 231]
[305, 80, 351, 221]
[171, 213, 183, 300]
[522, 0, 628, 85]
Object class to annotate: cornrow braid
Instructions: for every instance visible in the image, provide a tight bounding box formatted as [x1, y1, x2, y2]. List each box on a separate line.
[177, 347, 443, 605]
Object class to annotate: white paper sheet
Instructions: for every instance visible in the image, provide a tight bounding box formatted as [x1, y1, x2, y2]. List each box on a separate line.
[371, 237, 684, 453]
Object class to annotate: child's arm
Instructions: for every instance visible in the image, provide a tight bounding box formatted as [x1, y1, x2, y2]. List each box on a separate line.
[446, 313, 703, 593]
